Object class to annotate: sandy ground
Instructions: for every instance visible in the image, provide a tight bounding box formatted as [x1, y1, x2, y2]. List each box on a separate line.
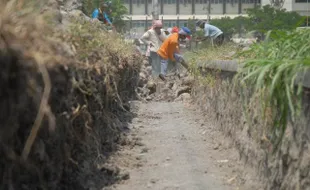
[107, 101, 260, 190]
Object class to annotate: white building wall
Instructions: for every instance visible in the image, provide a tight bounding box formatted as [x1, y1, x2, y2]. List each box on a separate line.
[226, 0, 239, 14]
[292, 2, 310, 15]
[261, 0, 292, 11]
[261, 0, 310, 15]
[163, 2, 177, 14]
[179, 0, 193, 14]
[147, 1, 153, 15]
[211, 3, 223, 14]
[241, 0, 255, 13]
[132, 0, 145, 15]
[195, 3, 209, 15]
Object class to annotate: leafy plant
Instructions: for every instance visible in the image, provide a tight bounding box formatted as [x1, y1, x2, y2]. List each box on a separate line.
[207, 5, 305, 39]
[209, 16, 251, 39]
[109, 0, 128, 32]
[246, 5, 305, 33]
[82, 0, 128, 31]
[236, 30, 310, 149]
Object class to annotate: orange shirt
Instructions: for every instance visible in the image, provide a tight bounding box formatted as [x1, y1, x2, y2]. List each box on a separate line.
[157, 33, 179, 61]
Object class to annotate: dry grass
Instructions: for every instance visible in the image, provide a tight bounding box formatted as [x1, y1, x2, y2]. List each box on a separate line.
[185, 43, 241, 63]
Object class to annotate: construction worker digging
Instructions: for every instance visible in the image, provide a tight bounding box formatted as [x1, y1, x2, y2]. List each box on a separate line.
[196, 20, 224, 46]
[157, 27, 191, 81]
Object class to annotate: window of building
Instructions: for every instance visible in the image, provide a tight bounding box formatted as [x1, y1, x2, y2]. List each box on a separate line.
[296, 0, 308, 2]
[164, 21, 169, 28]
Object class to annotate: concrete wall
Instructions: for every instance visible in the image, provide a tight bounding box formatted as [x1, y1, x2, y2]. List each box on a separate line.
[195, 3, 209, 15]
[179, 1, 193, 14]
[163, 4, 178, 14]
[192, 60, 310, 190]
[226, 1, 240, 14]
[292, 2, 310, 15]
[132, 1, 145, 15]
[210, 3, 224, 14]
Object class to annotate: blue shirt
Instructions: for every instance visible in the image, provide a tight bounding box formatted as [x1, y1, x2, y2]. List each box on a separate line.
[92, 8, 112, 24]
[204, 24, 223, 39]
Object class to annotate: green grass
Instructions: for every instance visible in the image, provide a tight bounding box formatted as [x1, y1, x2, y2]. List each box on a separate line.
[184, 43, 240, 88]
[236, 29, 310, 149]
[186, 31, 310, 149]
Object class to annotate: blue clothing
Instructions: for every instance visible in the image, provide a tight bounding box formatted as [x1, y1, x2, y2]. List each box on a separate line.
[91, 8, 112, 24]
[203, 24, 223, 39]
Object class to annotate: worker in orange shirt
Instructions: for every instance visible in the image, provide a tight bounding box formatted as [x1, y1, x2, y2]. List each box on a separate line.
[157, 27, 191, 81]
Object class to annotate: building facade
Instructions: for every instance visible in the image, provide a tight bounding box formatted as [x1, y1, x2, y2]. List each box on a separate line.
[123, 0, 260, 32]
[261, 0, 310, 15]
[123, 0, 310, 33]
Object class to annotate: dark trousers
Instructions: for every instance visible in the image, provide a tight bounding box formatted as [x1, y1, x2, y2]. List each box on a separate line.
[214, 34, 224, 46]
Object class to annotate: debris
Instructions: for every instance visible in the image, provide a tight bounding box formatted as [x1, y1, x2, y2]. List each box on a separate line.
[227, 176, 237, 184]
[146, 81, 157, 94]
[119, 171, 130, 180]
[217, 160, 229, 163]
[176, 86, 191, 97]
[141, 148, 149, 153]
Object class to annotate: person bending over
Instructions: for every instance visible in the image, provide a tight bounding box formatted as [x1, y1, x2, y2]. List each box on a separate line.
[196, 20, 224, 46]
[157, 27, 191, 81]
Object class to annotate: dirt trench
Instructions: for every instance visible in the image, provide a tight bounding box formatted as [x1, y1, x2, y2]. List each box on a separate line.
[106, 99, 262, 190]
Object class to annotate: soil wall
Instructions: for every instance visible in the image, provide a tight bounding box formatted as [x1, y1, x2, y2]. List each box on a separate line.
[0, 2, 142, 190]
[192, 63, 310, 190]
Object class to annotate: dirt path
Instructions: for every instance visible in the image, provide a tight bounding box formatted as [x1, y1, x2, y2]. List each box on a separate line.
[109, 101, 259, 190]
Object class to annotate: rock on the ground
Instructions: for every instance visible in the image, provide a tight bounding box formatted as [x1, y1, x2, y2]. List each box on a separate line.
[146, 66, 152, 76]
[172, 83, 178, 91]
[143, 60, 149, 66]
[180, 72, 189, 78]
[146, 81, 156, 95]
[175, 86, 191, 98]
[242, 46, 251, 52]
[61, 0, 83, 11]
[166, 82, 174, 89]
[181, 76, 195, 86]
[137, 87, 150, 97]
[138, 72, 148, 87]
[174, 93, 191, 102]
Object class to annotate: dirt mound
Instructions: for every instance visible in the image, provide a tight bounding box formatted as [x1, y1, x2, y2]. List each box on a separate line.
[136, 61, 194, 103]
[0, 2, 142, 190]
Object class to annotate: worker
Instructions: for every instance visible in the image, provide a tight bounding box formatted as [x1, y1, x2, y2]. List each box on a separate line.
[196, 20, 224, 46]
[171, 26, 179, 33]
[157, 27, 191, 81]
[140, 20, 166, 76]
[92, 3, 113, 26]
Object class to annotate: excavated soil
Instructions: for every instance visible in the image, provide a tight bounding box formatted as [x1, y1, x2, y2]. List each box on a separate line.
[0, 2, 142, 190]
